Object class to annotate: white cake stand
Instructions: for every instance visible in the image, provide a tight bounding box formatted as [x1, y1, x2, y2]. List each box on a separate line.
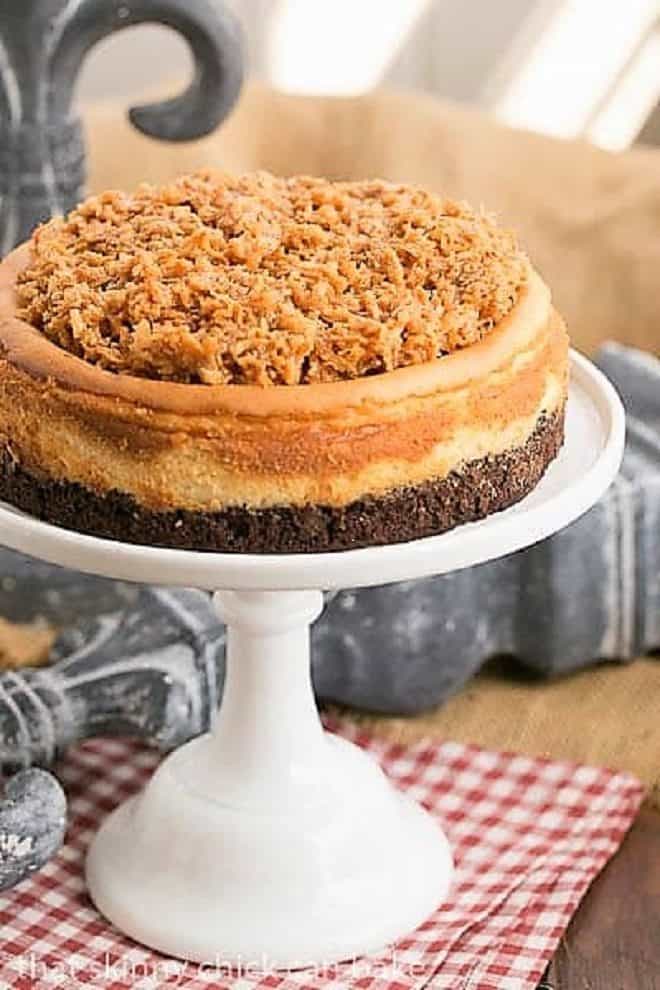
[0, 351, 623, 969]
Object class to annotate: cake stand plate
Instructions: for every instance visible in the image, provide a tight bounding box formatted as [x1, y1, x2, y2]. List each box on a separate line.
[0, 351, 624, 968]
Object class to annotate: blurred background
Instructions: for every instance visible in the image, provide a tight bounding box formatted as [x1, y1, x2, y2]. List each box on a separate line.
[79, 0, 660, 150]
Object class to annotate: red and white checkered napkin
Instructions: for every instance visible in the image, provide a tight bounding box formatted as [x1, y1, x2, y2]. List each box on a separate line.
[0, 723, 643, 990]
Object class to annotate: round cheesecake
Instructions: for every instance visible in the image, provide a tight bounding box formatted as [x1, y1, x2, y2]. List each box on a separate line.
[0, 171, 568, 553]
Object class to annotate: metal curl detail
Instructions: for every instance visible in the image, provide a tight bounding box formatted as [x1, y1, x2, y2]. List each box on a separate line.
[49, 0, 244, 142]
[0, 768, 67, 892]
[0, 0, 245, 248]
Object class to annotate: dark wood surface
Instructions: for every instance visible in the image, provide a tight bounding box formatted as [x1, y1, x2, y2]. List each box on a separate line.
[540, 806, 660, 989]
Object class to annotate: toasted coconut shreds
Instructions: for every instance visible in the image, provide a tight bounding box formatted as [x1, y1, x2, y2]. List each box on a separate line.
[16, 171, 528, 386]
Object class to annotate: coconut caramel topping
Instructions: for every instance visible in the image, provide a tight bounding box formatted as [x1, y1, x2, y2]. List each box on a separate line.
[16, 170, 527, 386]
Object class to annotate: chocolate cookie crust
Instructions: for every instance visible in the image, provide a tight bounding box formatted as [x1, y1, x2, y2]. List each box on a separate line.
[0, 410, 563, 554]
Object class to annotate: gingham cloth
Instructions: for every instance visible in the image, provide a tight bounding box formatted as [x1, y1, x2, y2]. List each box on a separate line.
[0, 723, 643, 990]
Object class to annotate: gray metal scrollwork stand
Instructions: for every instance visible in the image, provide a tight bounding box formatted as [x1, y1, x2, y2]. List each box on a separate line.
[0, 0, 244, 251]
[0, 587, 224, 772]
[0, 583, 224, 891]
[0, 0, 244, 888]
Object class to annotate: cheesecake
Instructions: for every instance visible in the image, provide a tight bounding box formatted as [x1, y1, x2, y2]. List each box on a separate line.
[0, 171, 568, 553]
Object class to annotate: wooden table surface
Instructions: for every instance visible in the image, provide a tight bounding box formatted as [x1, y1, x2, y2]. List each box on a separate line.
[539, 806, 660, 989]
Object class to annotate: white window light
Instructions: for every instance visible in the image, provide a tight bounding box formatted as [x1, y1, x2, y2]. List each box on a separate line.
[489, 0, 660, 139]
[586, 27, 660, 150]
[266, 0, 429, 95]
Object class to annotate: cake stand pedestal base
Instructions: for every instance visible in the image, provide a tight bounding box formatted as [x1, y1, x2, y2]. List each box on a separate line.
[86, 589, 453, 967]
